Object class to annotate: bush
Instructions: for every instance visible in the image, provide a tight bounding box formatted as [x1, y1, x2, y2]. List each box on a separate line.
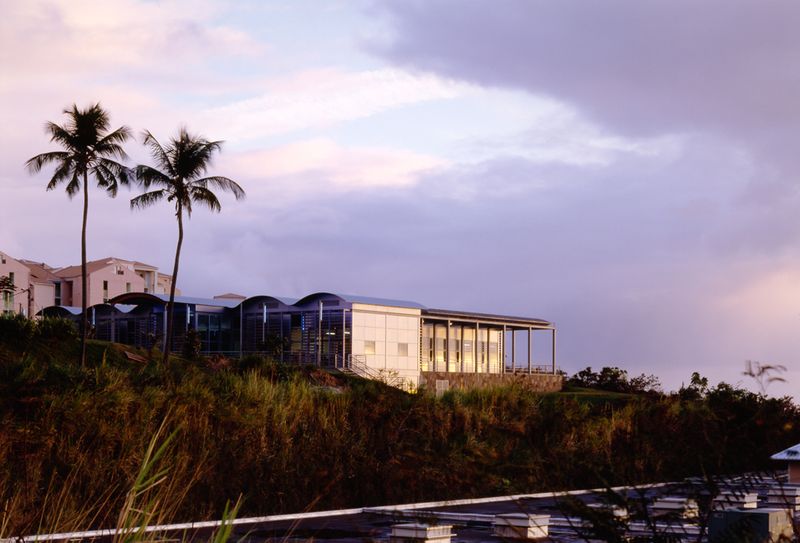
[0, 313, 36, 350]
[36, 317, 78, 343]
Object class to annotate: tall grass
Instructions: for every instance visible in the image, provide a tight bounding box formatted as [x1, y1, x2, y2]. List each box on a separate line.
[1, 317, 799, 537]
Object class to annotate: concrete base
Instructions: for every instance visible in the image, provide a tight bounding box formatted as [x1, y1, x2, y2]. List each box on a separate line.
[419, 371, 563, 393]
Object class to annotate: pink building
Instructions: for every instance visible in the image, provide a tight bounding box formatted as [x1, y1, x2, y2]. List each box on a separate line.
[20, 260, 60, 316]
[1, 251, 177, 315]
[55, 257, 178, 307]
[0, 251, 31, 315]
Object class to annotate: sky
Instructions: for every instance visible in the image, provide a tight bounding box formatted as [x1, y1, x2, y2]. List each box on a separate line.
[2, 0, 799, 395]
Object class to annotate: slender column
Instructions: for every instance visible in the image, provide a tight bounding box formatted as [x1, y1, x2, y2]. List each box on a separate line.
[511, 329, 516, 374]
[460, 325, 465, 373]
[475, 322, 480, 373]
[502, 325, 507, 373]
[528, 327, 532, 374]
[239, 304, 243, 358]
[445, 320, 451, 373]
[551, 328, 557, 374]
[317, 301, 323, 367]
[342, 308, 347, 368]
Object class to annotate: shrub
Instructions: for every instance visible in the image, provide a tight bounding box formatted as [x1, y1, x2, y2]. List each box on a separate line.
[36, 317, 78, 343]
[0, 314, 36, 350]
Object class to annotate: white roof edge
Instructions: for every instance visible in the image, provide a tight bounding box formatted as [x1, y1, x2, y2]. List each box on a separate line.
[771, 443, 800, 461]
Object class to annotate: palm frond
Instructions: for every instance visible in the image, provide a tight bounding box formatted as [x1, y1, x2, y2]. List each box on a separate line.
[131, 190, 166, 210]
[96, 158, 132, 186]
[25, 151, 71, 174]
[134, 165, 172, 189]
[96, 125, 132, 161]
[44, 121, 76, 149]
[189, 186, 222, 213]
[65, 176, 82, 199]
[196, 176, 245, 200]
[45, 160, 76, 190]
[94, 166, 115, 196]
[141, 131, 175, 176]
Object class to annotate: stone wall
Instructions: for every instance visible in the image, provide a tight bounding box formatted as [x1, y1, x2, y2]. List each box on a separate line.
[419, 371, 563, 394]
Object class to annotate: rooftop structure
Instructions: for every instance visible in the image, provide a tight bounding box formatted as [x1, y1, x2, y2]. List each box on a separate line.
[772, 443, 800, 484]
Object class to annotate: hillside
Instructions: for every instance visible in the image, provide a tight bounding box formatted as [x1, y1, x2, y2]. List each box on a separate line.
[1, 315, 799, 536]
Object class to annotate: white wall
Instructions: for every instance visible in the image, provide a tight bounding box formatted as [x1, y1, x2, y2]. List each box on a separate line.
[350, 303, 421, 388]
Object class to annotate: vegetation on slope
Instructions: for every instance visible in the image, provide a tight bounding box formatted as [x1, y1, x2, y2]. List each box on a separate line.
[1, 315, 799, 537]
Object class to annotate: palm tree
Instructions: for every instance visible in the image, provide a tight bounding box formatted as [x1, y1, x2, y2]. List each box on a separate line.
[26, 104, 131, 365]
[131, 128, 245, 364]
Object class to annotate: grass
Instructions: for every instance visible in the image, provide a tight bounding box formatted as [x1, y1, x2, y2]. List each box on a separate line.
[1, 316, 800, 538]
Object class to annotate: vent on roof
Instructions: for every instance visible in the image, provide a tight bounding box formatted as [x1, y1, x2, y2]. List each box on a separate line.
[492, 513, 549, 540]
[390, 523, 453, 543]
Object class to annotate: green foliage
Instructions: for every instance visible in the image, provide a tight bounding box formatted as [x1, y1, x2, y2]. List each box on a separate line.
[0, 314, 36, 348]
[0, 274, 14, 293]
[181, 327, 202, 361]
[0, 337, 798, 538]
[569, 365, 662, 394]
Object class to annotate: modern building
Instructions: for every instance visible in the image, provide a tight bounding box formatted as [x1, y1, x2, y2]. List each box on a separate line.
[41, 291, 560, 391]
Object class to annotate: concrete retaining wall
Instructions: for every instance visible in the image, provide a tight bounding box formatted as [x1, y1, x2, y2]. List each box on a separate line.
[419, 371, 563, 394]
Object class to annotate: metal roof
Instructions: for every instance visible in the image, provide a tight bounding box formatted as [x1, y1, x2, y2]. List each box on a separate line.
[241, 294, 298, 306]
[108, 292, 241, 308]
[293, 291, 427, 309]
[771, 443, 800, 461]
[423, 308, 552, 327]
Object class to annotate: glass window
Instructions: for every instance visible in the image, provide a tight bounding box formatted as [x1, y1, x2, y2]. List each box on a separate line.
[489, 329, 501, 373]
[478, 327, 488, 373]
[364, 340, 376, 355]
[126, 282, 131, 293]
[397, 342, 408, 356]
[448, 325, 461, 372]
[434, 323, 447, 371]
[421, 322, 433, 371]
[463, 327, 475, 373]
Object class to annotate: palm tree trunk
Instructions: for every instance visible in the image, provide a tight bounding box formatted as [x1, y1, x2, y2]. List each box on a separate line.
[163, 204, 183, 366]
[80, 170, 89, 366]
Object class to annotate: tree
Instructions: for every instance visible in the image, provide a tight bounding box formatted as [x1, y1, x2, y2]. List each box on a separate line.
[131, 128, 244, 365]
[26, 104, 131, 365]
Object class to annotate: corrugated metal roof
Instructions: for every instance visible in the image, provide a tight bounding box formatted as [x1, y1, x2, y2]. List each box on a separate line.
[242, 294, 298, 306]
[339, 293, 427, 309]
[151, 293, 242, 308]
[423, 308, 551, 327]
[771, 443, 800, 461]
[108, 292, 241, 308]
[294, 291, 427, 309]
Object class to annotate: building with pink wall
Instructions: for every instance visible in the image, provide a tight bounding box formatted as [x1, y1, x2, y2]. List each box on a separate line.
[1, 251, 177, 315]
[0, 251, 31, 315]
[55, 257, 178, 307]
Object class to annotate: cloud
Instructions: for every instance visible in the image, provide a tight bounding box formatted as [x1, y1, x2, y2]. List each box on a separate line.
[0, 0, 259, 79]
[370, 1, 800, 171]
[218, 138, 446, 203]
[199, 68, 473, 142]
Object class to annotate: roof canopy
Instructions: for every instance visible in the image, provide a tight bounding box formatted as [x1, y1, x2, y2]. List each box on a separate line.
[771, 443, 800, 461]
[294, 291, 426, 309]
